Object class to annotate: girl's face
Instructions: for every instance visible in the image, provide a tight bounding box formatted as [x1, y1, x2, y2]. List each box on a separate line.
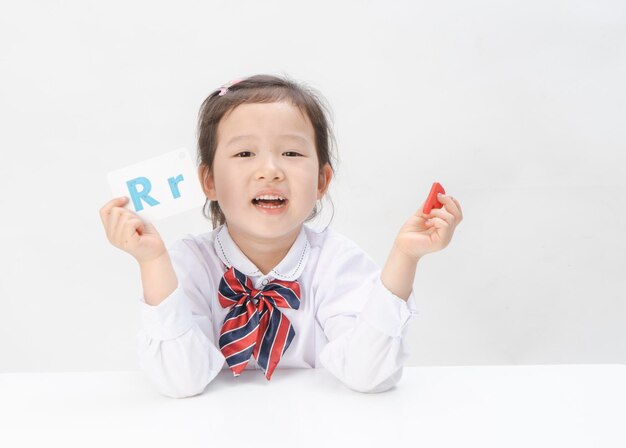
[201, 101, 332, 240]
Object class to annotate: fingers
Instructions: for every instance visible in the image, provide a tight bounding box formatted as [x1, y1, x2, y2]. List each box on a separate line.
[440, 193, 463, 222]
[425, 193, 463, 224]
[424, 216, 449, 231]
[118, 216, 144, 249]
[417, 200, 428, 217]
[99, 196, 142, 246]
[417, 193, 463, 220]
[425, 206, 454, 226]
[108, 207, 122, 241]
[99, 197, 129, 228]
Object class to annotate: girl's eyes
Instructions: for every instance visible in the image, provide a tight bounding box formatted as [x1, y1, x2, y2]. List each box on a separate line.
[284, 151, 301, 157]
[235, 151, 302, 157]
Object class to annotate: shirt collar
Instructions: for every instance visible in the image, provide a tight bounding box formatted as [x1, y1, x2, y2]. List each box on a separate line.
[214, 223, 310, 281]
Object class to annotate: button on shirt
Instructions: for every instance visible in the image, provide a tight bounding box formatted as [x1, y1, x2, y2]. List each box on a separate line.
[137, 223, 418, 398]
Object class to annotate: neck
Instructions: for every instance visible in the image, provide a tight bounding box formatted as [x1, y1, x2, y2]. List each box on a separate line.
[226, 224, 302, 276]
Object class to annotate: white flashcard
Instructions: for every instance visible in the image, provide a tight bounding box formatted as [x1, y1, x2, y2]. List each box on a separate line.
[107, 148, 205, 222]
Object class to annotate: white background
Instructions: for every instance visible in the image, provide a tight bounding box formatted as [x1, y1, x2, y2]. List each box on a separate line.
[0, 0, 624, 372]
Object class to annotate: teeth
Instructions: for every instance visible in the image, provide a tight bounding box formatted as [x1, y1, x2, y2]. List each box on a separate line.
[254, 195, 286, 201]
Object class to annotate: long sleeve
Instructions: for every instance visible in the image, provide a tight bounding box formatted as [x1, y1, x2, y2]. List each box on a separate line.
[316, 247, 418, 393]
[136, 239, 225, 398]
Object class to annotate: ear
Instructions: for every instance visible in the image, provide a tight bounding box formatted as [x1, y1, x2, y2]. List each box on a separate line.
[198, 164, 217, 201]
[317, 163, 333, 200]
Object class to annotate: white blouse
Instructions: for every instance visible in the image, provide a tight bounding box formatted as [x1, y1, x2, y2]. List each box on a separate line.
[137, 223, 418, 398]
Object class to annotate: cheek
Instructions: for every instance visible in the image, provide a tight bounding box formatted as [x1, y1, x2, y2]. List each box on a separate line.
[300, 170, 323, 200]
[212, 164, 243, 202]
[293, 161, 319, 180]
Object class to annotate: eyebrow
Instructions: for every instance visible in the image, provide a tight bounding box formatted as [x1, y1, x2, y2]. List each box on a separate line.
[225, 133, 311, 147]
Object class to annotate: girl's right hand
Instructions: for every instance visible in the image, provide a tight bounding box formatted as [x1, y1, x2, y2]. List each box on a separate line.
[99, 196, 167, 264]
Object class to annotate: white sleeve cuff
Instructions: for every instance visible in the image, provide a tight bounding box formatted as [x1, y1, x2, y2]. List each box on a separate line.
[138, 284, 195, 341]
[359, 276, 418, 338]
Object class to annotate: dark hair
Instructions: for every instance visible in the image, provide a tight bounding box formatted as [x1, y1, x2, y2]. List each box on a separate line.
[196, 73, 338, 230]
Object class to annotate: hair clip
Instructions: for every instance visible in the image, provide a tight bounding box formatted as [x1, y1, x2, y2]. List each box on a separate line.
[218, 78, 244, 96]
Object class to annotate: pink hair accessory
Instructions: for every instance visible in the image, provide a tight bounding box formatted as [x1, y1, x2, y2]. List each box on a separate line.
[218, 78, 244, 96]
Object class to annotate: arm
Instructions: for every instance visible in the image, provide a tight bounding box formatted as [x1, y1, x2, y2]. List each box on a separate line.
[316, 246, 418, 394]
[99, 197, 226, 398]
[139, 252, 178, 306]
[380, 243, 419, 302]
[317, 193, 463, 393]
[136, 240, 225, 398]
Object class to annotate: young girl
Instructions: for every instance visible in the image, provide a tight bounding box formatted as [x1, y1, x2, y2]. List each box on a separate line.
[99, 74, 463, 398]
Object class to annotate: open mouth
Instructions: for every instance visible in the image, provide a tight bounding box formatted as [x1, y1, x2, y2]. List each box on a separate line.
[251, 198, 288, 209]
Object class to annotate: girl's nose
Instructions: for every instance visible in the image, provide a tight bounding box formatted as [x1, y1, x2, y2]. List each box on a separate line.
[255, 152, 285, 179]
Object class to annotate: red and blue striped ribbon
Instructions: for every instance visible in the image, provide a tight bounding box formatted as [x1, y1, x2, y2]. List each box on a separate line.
[218, 266, 301, 380]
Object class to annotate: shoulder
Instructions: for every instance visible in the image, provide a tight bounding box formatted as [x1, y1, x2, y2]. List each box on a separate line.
[167, 226, 221, 263]
[304, 226, 381, 303]
[164, 227, 224, 286]
[304, 224, 370, 264]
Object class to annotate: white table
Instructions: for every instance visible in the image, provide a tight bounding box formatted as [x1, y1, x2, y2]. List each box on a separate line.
[1, 364, 625, 447]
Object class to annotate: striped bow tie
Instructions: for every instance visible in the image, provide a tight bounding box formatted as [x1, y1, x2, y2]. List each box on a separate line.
[217, 266, 301, 380]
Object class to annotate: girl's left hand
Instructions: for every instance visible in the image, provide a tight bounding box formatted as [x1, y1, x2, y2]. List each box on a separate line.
[393, 193, 463, 261]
